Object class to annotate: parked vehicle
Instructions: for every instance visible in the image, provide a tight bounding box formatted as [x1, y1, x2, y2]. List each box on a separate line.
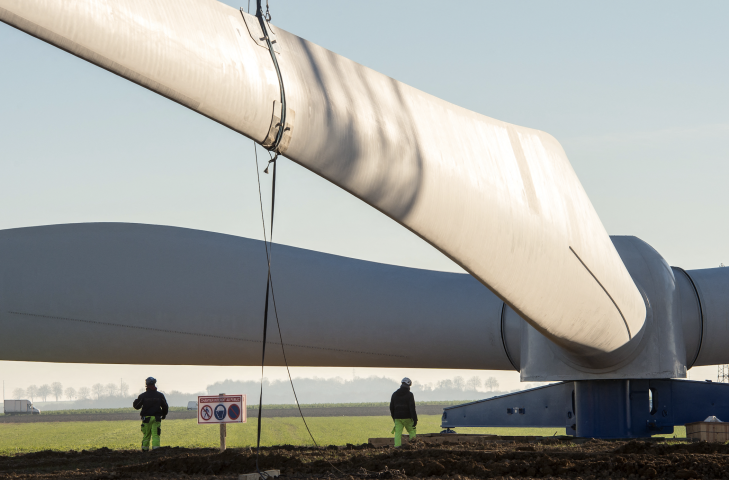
[187, 401, 197, 411]
[4, 399, 41, 415]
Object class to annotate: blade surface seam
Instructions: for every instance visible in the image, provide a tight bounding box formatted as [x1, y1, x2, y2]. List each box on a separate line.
[568, 246, 632, 339]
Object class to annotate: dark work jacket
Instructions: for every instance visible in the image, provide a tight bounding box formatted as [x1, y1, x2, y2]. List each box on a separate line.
[133, 387, 169, 419]
[390, 386, 417, 423]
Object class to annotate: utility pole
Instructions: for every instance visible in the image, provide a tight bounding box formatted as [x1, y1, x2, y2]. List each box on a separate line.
[719, 365, 729, 383]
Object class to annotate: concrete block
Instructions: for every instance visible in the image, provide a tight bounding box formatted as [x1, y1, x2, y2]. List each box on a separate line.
[239, 470, 280, 480]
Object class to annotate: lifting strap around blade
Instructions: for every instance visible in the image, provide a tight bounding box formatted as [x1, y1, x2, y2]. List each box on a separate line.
[241, 1, 292, 159]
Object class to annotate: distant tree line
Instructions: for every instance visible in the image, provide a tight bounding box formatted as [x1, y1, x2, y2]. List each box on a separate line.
[10, 375, 512, 410]
[12, 380, 130, 403]
[207, 375, 506, 405]
[413, 375, 500, 393]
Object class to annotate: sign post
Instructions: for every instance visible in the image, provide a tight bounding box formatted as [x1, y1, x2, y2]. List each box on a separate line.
[197, 393, 246, 452]
[220, 423, 226, 452]
[219, 393, 226, 452]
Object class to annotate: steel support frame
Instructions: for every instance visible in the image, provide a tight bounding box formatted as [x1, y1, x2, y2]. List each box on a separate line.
[441, 379, 729, 438]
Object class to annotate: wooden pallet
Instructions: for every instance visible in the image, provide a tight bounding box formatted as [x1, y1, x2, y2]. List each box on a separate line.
[686, 421, 729, 442]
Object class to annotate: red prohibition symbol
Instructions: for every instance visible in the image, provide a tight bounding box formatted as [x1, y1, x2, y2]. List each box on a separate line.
[200, 405, 213, 421]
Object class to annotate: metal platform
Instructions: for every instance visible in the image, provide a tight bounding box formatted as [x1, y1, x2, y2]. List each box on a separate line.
[441, 379, 729, 439]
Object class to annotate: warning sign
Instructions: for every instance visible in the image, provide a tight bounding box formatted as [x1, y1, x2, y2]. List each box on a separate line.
[197, 395, 246, 424]
[201, 405, 213, 421]
[228, 404, 241, 420]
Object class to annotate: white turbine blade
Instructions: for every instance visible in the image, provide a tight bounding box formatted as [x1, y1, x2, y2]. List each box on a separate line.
[0, 223, 512, 370]
[0, 0, 645, 359]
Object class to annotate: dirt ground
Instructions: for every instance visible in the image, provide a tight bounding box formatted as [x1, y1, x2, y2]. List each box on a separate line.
[2, 438, 729, 479]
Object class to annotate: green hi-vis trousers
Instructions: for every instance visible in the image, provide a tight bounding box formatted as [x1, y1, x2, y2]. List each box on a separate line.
[392, 418, 416, 447]
[141, 416, 161, 451]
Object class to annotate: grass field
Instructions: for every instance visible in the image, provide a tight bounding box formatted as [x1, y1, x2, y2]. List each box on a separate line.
[0, 415, 571, 455]
[0, 415, 689, 455]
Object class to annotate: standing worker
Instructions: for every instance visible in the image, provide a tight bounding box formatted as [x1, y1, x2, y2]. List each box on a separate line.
[390, 377, 418, 447]
[133, 377, 169, 451]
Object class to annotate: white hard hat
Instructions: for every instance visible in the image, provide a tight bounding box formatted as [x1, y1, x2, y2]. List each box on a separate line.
[401, 377, 412, 386]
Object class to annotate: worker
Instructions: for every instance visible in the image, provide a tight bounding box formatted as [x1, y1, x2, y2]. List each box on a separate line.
[390, 377, 418, 447]
[132, 377, 169, 451]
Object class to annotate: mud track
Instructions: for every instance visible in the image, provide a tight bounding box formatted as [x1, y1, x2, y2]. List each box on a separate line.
[2, 438, 729, 479]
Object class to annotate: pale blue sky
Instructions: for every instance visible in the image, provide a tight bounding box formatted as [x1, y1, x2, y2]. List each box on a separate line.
[0, 1, 726, 396]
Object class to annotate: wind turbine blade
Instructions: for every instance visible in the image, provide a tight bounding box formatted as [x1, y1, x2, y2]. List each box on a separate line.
[0, 0, 645, 359]
[0, 223, 514, 370]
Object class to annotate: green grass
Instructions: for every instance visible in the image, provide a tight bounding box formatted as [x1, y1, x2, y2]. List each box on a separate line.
[0, 415, 691, 455]
[656, 426, 687, 438]
[0, 415, 567, 455]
